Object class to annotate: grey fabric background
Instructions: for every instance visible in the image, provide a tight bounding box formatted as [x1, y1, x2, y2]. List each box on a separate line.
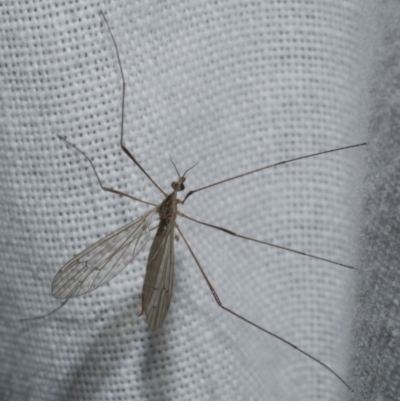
[1, 1, 395, 401]
[351, 3, 400, 401]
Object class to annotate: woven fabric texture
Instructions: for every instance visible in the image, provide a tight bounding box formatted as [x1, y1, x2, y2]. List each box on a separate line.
[1, 1, 391, 401]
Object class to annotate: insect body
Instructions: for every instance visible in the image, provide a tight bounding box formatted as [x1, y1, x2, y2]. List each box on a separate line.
[45, 11, 367, 392]
[140, 174, 186, 330]
[52, 161, 191, 331]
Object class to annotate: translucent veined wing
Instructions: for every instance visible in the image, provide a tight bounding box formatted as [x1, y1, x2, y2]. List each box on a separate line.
[52, 208, 158, 299]
[142, 221, 175, 331]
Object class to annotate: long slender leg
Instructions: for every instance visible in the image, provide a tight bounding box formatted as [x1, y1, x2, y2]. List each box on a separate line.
[179, 212, 356, 270]
[19, 299, 69, 321]
[58, 135, 156, 206]
[183, 143, 366, 202]
[175, 224, 353, 392]
[99, 11, 167, 196]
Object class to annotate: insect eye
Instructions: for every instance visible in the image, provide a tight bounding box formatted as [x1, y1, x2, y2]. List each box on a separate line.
[180, 183, 185, 191]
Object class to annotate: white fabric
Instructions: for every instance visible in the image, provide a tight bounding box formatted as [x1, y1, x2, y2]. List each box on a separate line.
[0, 1, 387, 400]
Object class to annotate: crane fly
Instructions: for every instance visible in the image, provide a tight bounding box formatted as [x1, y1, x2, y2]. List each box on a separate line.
[38, 11, 366, 392]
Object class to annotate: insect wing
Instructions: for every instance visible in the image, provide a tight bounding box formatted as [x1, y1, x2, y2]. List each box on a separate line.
[142, 222, 175, 331]
[52, 208, 158, 299]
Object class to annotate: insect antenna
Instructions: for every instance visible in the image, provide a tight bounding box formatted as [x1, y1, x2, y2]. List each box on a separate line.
[169, 156, 199, 178]
[169, 155, 181, 177]
[182, 162, 199, 177]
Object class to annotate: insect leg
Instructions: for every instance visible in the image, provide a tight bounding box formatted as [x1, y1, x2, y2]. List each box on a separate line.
[179, 212, 356, 270]
[99, 11, 167, 196]
[58, 135, 156, 206]
[175, 224, 353, 392]
[183, 143, 366, 202]
[19, 299, 69, 321]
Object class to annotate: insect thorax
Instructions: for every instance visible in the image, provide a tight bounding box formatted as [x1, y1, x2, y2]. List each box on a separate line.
[158, 192, 178, 221]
